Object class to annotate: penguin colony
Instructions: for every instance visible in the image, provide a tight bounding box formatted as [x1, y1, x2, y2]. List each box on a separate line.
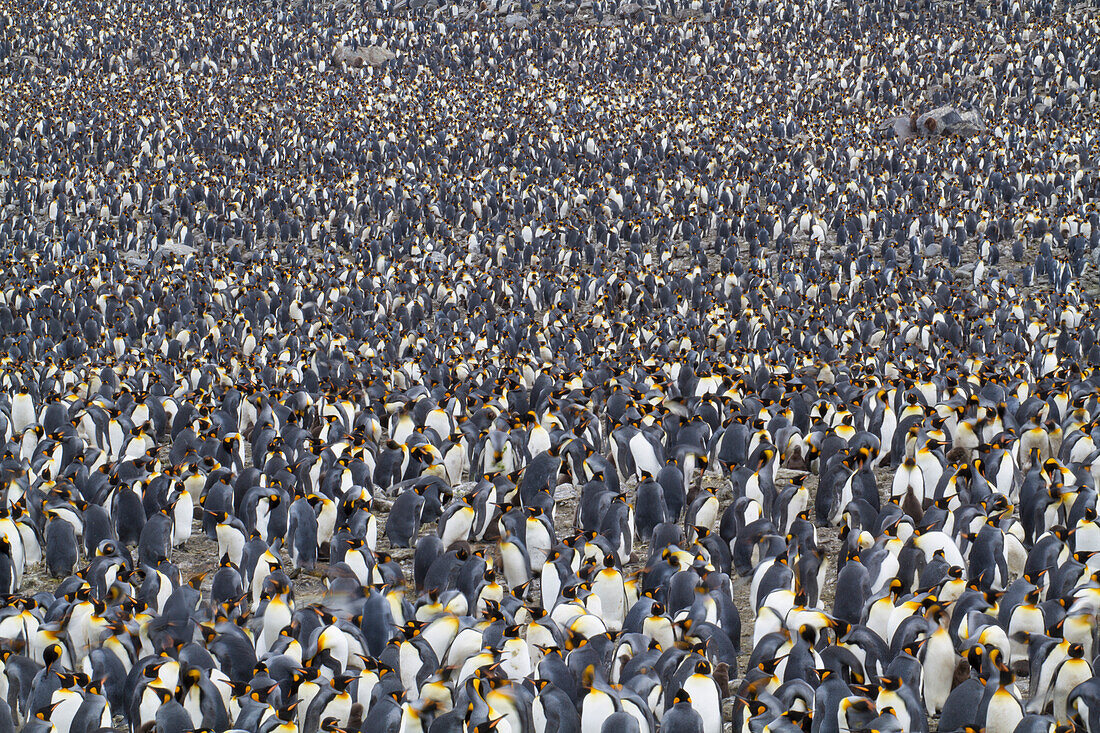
[1, 0, 1100, 728]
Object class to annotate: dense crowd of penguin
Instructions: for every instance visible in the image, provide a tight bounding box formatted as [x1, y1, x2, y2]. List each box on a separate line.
[2, 0, 1100, 728]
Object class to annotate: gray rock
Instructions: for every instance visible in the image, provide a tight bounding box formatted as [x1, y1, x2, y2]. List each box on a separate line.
[619, 2, 642, 14]
[504, 12, 528, 27]
[554, 483, 580, 501]
[880, 115, 916, 143]
[894, 117, 915, 143]
[120, 252, 150, 266]
[160, 242, 196, 257]
[333, 44, 396, 68]
[915, 105, 985, 137]
[142, 242, 196, 265]
[884, 105, 985, 142]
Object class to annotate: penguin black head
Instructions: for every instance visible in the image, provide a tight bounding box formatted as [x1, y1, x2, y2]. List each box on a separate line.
[841, 696, 876, 716]
[250, 681, 280, 703]
[472, 716, 506, 733]
[743, 699, 771, 716]
[85, 676, 106, 696]
[879, 675, 902, 691]
[276, 701, 300, 722]
[400, 620, 426, 640]
[34, 701, 62, 722]
[43, 643, 63, 667]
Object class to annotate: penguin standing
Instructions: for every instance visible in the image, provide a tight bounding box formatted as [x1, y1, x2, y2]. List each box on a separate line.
[682, 659, 722, 733]
[592, 554, 627, 632]
[438, 495, 475, 549]
[288, 495, 319, 570]
[387, 488, 426, 548]
[663, 689, 705, 733]
[138, 509, 173, 567]
[44, 512, 78, 578]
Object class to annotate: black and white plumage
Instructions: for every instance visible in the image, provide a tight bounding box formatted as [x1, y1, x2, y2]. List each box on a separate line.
[0, 0, 1098, 730]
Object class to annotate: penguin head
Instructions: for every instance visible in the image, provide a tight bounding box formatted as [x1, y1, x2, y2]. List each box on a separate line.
[742, 698, 771, 717]
[34, 701, 61, 723]
[142, 660, 167, 681]
[400, 620, 426, 640]
[840, 696, 877, 719]
[43, 642, 64, 667]
[58, 671, 90, 689]
[332, 674, 355, 692]
[275, 701, 299, 722]
[182, 666, 205, 689]
[250, 680, 280, 703]
[878, 675, 902, 692]
[471, 716, 505, 732]
[85, 675, 106, 696]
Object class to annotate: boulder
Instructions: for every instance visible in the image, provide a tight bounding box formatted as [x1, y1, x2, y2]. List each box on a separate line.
[883, 105, 985, 142]
[891, 116, 916, 143]
[504, 12, 529, 28]
[915, 106, 985, 137]
[334, 44, 396, 68]
[135, 242, 196, 265]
